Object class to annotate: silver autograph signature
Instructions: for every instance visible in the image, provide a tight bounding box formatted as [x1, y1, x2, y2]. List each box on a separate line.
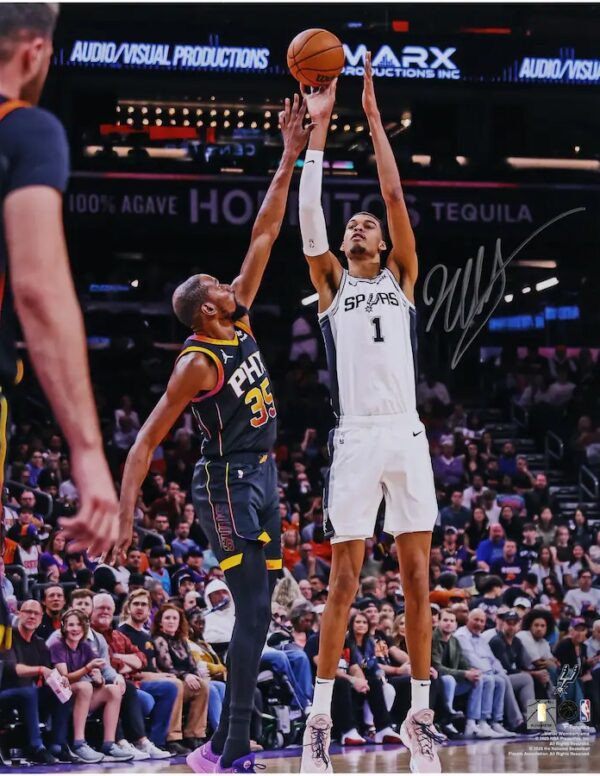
[422, 208, 586, 369]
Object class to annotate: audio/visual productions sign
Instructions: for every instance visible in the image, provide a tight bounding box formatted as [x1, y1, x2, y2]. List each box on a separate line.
[67, 39, 270, 70]
[517, 55, 600, 83]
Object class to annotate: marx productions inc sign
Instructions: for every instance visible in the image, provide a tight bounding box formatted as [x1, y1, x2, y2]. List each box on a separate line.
[65, 173, 597, 238]
[58, 38, 600, 85]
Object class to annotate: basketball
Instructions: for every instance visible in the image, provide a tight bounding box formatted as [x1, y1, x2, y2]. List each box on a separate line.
[287, 28, 345, 87]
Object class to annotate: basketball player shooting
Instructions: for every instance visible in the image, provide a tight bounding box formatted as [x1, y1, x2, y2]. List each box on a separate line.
[115, 95, 313, 774]
[299, 53, 442, 773]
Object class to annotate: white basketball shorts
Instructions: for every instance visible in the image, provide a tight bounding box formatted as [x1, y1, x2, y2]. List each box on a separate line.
[323, 413, 438, 544]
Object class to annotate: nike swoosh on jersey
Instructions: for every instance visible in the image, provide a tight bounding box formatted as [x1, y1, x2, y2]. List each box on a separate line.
[413, 431, 423, 437]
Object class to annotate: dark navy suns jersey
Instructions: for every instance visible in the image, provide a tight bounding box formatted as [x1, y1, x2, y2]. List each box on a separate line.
[176, 319, 277, 457]
[0, 97, 69, 388]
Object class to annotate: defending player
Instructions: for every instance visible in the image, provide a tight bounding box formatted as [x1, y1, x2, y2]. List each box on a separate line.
[0, 4, 119, 559]
[298, 54, 442, 772]
[116, 95, 312, 774]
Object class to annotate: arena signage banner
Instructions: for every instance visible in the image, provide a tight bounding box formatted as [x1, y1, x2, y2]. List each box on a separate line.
[517, 54, 600, 83]
[56, 36, 600, 86]
[68, 39, 270, 71]
[66, 172, 596, 239]
[342, 44, 461, 80]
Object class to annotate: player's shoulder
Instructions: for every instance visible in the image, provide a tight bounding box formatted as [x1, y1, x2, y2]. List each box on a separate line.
[175, 345, 219, 371]
[1, 104, 69, 197]
[234, 317, 255, 340]
[1, 104, 67, 147]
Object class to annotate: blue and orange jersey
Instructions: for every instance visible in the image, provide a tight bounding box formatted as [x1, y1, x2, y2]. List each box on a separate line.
[176, 320, 277, 457]
[0, 97, 69, 388]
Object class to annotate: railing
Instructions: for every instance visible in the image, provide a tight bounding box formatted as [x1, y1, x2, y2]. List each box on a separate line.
[545, 431, 564, 470]
[6, 480, 53, 522]
[4, 564, 28, 600]
[579, 465, 600, 502]
[511, 398, 530, 433]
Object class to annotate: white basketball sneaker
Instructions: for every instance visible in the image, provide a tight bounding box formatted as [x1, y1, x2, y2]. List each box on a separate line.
[400, 709, 444, 773]
[301, 714, 333, 773]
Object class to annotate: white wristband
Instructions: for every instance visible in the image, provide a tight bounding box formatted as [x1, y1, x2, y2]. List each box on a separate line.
[299, 150, 329, 256]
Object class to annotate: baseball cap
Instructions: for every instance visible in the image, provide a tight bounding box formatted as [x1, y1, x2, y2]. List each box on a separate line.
[444, 526, 458, 534]
[502, 610, 520, 622]
[290, 602, 316, 620]
[38, 469, 58, 488]
[570, 617, 587, 629]
[513, 597, 532, 609]
[177, 573, 194, 586]
[430, 603, 441, 613]
[356, 596, 381, 612]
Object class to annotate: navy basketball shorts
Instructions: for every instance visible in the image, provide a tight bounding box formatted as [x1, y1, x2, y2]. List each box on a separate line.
[192, 452, 282, 572]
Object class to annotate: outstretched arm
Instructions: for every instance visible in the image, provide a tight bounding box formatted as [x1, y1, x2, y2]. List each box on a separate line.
[232, 94, 313, 309]
[112, 352, 216, 559]
[5, 186, 119, 556]
[299, 81, 343, 312]
[362, 51, 418, 302]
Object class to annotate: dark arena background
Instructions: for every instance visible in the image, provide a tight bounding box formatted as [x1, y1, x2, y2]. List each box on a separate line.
[2, 2, 600, 774]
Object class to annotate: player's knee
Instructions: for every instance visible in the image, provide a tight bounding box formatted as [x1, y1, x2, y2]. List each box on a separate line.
[401, 564, 429, 593]
[253, 595, 271, 634]
[328, 571, 360, 604]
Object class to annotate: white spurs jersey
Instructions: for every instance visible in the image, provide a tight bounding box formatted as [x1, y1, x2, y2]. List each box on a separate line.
[318, 268, 418, 417]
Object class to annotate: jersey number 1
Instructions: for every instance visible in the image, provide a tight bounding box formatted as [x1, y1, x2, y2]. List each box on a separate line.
[371, 317, 385, 343]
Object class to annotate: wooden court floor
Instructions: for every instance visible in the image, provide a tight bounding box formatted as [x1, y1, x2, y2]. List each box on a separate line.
[32, 735, 597, 774]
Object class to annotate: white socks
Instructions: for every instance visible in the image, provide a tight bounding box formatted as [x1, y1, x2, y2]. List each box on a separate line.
[311, 677, 335, 717]
[410, 678, 431, 713]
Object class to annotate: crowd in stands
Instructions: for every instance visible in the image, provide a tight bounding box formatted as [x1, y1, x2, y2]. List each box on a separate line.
[1, 343, 599, 762]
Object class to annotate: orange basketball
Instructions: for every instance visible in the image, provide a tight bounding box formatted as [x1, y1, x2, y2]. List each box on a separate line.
[287, 28, 345, 88]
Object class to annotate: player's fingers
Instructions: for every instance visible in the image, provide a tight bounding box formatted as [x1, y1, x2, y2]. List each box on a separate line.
[294, 99, 307, 127]
[278, 110, 286, 129]
[88, 510, 114, 557]
[291, 92, 300, 117]
[106, 510, 120, 546]
[62, 529, 92, 553]
[58, 514, 89, 541]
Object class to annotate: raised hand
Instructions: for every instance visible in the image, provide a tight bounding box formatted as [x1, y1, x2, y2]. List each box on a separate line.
[362, 51, 379, 118]
[300, 79, 337, 121]
[279, 93, 315, 158]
